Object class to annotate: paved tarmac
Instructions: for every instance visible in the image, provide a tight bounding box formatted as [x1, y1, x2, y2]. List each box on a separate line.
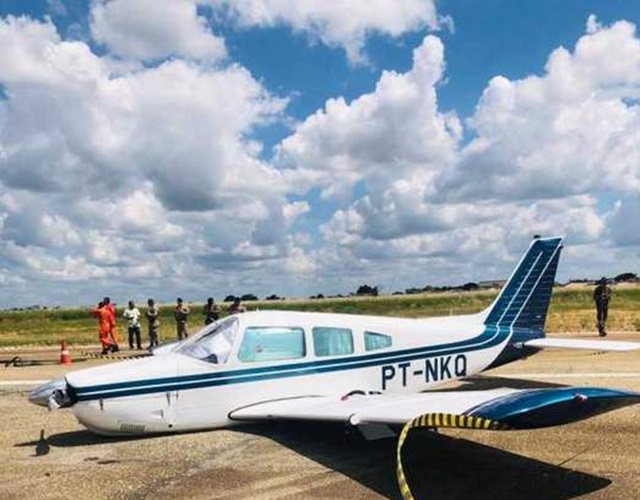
[1, 334, 639, 499]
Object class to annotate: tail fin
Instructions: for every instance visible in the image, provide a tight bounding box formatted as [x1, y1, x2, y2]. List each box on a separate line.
[484, 237, 563, 333]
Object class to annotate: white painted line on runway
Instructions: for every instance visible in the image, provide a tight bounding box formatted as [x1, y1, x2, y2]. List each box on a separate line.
[0, 380, 50, 386]
[497, 372, 640, 379]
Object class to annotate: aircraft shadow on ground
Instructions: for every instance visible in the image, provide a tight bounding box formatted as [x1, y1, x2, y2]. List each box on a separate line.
[2, 356, 80, 367]
[450, 374, 567, 391]
[17, 429, 152, 449]
[24, 421, 612, 499]
[242, 420, 610, 500]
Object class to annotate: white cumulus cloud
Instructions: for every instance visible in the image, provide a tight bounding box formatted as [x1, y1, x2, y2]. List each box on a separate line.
[211, 0, 439, 63]
[91, 0, 226, 62]
[2, 9, 640, 306]
[273, 20, 640, 291]
[0, 14, 309, 306]
[445, 18, 640, 202]
[277, 35, 460, 200]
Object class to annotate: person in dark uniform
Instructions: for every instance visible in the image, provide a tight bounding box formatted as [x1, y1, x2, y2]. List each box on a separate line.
[203, 297, 220, 325]
[174, 297, 190, 340]
[593, 277, 612, 337]
[146, 298, 160, 347]
[228, 297, 246, 315]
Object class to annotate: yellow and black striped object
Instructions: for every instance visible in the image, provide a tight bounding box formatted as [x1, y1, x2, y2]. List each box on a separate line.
[396, 413, 511, 500]
[78, 349, 151, 361]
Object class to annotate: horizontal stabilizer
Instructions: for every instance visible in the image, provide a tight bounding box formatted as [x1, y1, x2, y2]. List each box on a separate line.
[525, 338, 640, 351]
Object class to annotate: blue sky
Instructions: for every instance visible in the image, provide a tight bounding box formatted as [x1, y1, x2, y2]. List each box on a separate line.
[1, 1, 639, 307]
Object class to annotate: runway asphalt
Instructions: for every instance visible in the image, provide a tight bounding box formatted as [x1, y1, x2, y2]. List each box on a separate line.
[1, 333, 639, 499]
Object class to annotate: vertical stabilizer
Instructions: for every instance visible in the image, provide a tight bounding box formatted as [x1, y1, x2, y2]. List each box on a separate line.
[484, 237, 563, 333]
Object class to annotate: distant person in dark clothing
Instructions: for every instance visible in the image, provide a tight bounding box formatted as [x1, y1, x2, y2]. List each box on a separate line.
[203, 297, 220, 325]
[593, 277, 612, 337]
[146, 298, 160, 347]
[174, 297, 190, 340]
[228, 297, 246, 315]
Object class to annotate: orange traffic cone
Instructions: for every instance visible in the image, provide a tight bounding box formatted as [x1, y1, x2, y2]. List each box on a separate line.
[60, 340, 72, 365]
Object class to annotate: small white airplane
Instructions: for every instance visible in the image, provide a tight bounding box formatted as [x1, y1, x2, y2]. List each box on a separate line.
[30, 236, 640, 497]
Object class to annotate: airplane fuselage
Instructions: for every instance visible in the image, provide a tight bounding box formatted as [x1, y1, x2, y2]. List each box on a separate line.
[30, 236, 577, 437]
[56, 310, 535, 435]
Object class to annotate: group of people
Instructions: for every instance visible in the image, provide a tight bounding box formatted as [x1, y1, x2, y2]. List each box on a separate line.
[92, 296, 246, 354]
[90, 281, 613, 355]
[173, 296, 246, 340]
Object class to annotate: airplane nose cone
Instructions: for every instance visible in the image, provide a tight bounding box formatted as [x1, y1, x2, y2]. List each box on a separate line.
[29, 377, 67, 407]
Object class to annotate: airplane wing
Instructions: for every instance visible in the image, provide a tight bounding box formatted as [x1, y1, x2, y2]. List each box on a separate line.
[229, 386, 640, 430]
[231, 390, 516, 425]
[525, 338, 640, 351]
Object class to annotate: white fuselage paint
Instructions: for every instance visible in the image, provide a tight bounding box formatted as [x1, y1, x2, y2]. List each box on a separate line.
[65, 310, 517, 435]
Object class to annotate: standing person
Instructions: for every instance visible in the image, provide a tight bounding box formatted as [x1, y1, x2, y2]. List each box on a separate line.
[593, 277, 613, 337]
[146, 298, 160, 348]
[203, 297, 220, 325]
[92, 301, 115, 355]
[228, 297, 246, 315]
[123, 300, 142, 350]
[102, 297, 120, 352]
[174, 298, 190, 340]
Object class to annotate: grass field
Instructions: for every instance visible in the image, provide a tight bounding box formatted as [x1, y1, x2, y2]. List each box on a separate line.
[0, 285, 638, 347]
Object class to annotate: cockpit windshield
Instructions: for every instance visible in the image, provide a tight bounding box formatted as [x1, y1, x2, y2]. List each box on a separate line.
[176, 316, 239, 364]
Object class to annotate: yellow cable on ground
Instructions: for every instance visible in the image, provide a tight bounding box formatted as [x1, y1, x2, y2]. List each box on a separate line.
[396, 413, 511, 500]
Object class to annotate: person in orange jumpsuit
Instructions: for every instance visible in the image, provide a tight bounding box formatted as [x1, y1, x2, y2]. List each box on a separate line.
[102, 297, 120, 352]
[92, 301, 115, 355]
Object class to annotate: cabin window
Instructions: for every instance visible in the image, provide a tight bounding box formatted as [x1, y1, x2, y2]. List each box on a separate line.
[364, 331, 392, 351]
[238, 327, 306, 362]
[312, 327, 354, 357]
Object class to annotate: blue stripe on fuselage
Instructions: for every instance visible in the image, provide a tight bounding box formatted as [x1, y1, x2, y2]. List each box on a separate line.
[73, 325, 511, 401]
